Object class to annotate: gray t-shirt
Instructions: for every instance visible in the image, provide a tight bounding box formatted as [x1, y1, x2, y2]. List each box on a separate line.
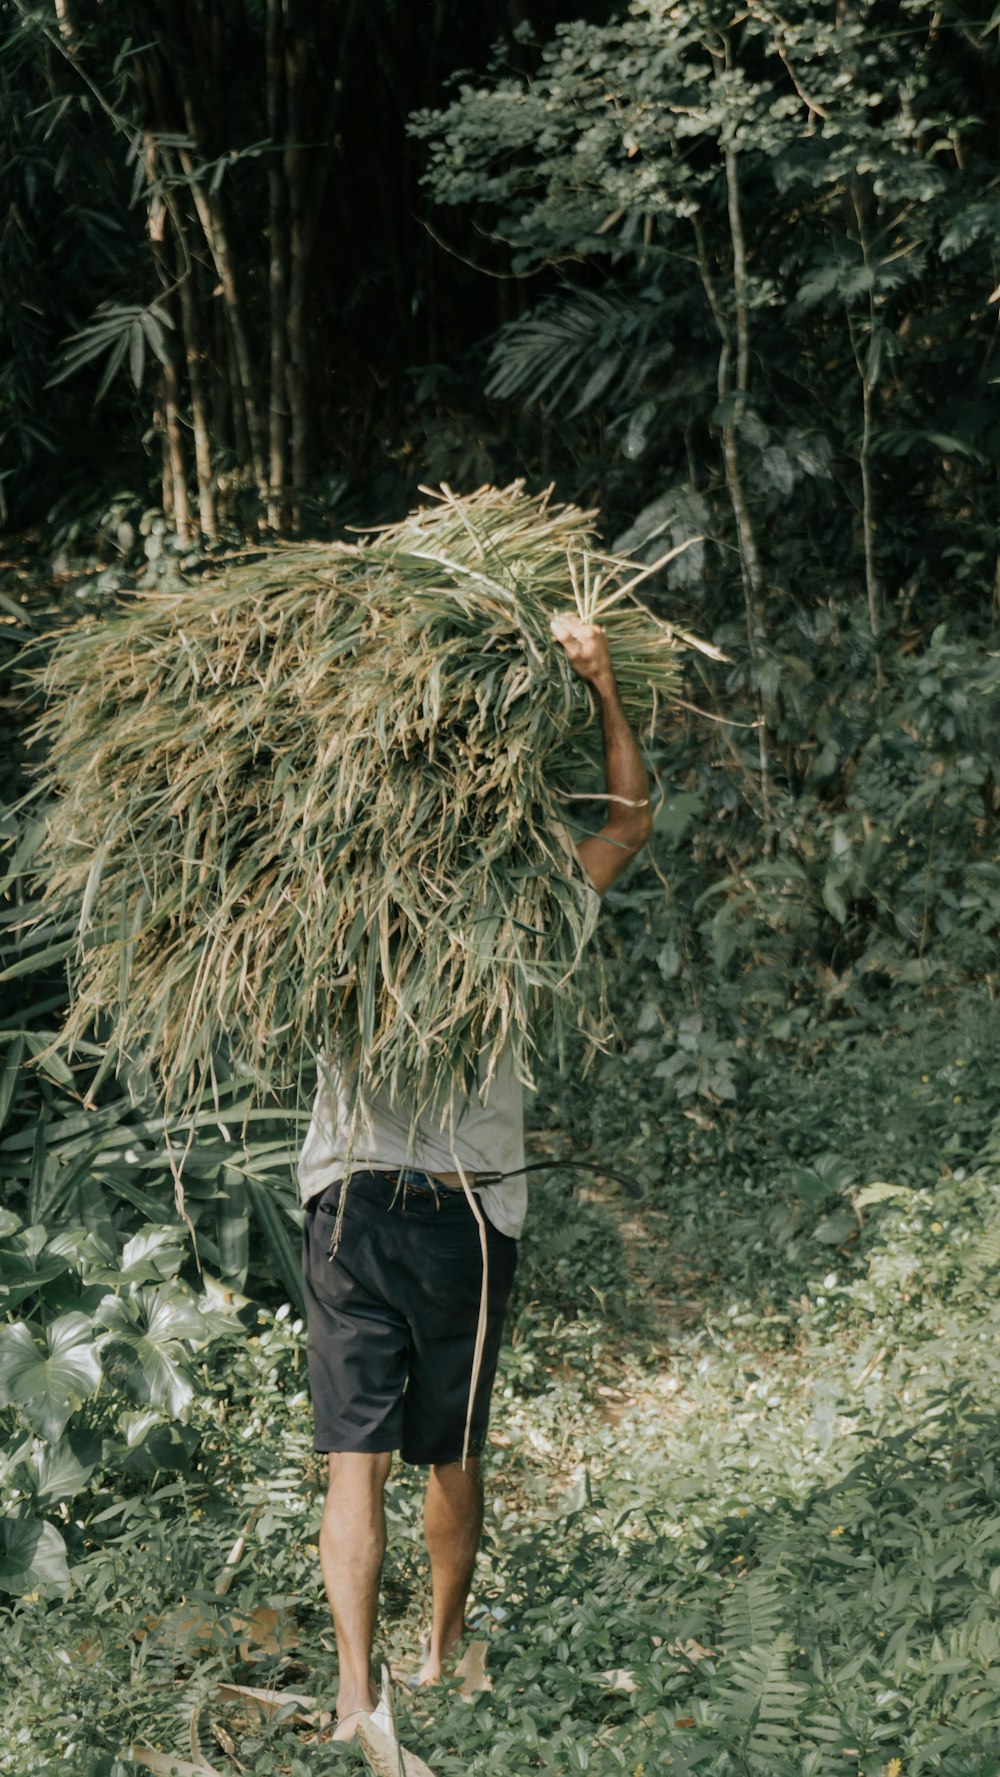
[297, 1040, 527, 1239]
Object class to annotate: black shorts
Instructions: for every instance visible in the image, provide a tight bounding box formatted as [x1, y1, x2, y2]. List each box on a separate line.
[301, 1170, 518, 1465]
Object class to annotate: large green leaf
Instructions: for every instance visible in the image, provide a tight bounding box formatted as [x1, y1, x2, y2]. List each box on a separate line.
[0, 1225, 74, 1310]
[26, 1427, 101, 1508]
[96, 1282, 225, 1416]
[0, 1516, 71, 1594]
[0, 1312, 103, 1441]
[118, 1225, 186, 1286]
[46, 1226, 117, 1275]
[105, 1409, 200, 1479]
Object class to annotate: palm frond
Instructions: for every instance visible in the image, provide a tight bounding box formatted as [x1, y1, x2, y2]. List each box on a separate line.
[486, 291, 646, 417]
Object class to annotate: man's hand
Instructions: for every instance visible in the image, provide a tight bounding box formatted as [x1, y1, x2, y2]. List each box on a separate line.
[550, 612, 613, 693]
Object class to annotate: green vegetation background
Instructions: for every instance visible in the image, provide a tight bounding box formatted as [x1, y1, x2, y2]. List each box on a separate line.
[3, 0, 1000, 1772]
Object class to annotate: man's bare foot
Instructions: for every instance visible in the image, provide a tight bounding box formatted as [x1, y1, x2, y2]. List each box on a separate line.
[331, 1698, 379, 1741]
[412, 1626, 464, 1687]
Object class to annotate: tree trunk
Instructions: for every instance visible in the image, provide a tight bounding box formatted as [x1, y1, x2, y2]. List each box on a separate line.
[225, 313, 253, 487]
[721, 144, 765, 637]
[691, 30, 771, 825]
[211, 300, 232, 497]
[716, 33, 765, 637]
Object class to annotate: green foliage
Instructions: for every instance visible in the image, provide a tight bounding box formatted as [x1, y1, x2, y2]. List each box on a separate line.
[0, 779, 308, 1610]
[46, 302, 176, 404]
[413, 0, 1000, 958]
[0, 5, 147, 523]
[0, 0, 559, 531]
[0, 1201, 235, 1598]
[3, 956, 1000, 1771]
[0, 797, 307, 1304]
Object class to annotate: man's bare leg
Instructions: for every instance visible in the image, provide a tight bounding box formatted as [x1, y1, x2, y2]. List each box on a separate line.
[320, 1451, 392, 1738]
[417, 1457, 483, 1684]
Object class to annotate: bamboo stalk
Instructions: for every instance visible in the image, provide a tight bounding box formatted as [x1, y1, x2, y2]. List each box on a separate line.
[176, 122, 268, 509]
[158, 385, 174, 525]
[283, 0, 309, 526]
[266, 0, 289, 532]
[142, 132, 191, 544]
[162, 350, 192, 546]
[172, 203, 217, 541]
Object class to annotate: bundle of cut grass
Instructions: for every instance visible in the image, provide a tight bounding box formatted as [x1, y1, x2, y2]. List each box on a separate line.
[31, 483, 710, 1118]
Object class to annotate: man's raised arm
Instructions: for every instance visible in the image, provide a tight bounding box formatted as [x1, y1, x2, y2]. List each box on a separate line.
[550, 611, 653, 897]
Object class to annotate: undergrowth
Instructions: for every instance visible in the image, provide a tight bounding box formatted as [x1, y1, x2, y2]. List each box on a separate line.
[3, 981, 1000, 1776]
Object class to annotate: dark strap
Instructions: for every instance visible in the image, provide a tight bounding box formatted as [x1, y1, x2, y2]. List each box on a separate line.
[477, 1159, 645, 1201]
[345, 1160, 645, 1202]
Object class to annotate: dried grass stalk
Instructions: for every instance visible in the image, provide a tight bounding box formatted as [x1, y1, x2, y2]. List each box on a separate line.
[31, 482, 703, 1116]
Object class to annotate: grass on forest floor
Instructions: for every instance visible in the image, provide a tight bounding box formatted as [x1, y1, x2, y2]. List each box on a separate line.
[4, 993, 1000, 1777]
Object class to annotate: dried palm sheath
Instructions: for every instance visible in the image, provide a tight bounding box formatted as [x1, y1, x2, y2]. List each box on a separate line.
[30, 483, 706, 1121]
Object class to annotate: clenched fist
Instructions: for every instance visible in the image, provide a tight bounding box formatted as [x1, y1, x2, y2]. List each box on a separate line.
[550, 611, 613, 692]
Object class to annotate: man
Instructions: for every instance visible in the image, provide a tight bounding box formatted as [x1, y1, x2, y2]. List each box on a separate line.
[298, 611, 653, 1739]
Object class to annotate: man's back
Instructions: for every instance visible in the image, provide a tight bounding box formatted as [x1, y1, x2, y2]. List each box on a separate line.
[298, 1040, 527, 1238]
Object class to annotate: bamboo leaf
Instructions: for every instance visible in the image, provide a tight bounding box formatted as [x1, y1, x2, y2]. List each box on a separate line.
[128, 318, 146, 391]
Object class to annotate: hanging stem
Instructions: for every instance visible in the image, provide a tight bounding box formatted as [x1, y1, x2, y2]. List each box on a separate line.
[697, 29, 771, 828]
[850, 180, 884, 688]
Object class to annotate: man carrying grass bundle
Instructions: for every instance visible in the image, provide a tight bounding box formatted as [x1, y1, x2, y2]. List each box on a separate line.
[298, 611, 653, 1742]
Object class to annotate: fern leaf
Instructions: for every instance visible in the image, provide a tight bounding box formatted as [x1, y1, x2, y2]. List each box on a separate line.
[954, 1210, 1000, 1298]
[721, 1570, 787, 1651]
[723, 1637, 805, 1759]
[854, 1181, 913, 1211]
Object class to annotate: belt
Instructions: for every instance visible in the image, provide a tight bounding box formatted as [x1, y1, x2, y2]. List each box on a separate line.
[366, 1166, 481, 1195]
